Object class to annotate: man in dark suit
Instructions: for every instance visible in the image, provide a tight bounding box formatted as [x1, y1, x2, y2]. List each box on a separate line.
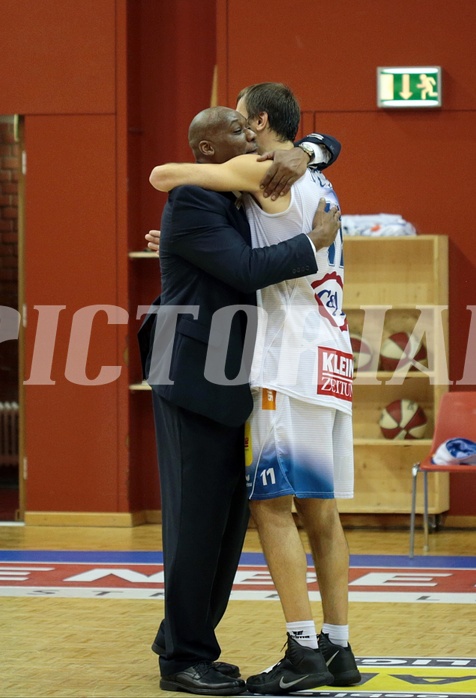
[138, 106, 341, 695]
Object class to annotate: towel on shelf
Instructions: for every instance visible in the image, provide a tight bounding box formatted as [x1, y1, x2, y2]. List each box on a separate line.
[431, 438, 476, 465]
[341, 214, 416, 237]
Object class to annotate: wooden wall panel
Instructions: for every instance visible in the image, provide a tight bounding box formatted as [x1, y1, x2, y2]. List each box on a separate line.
[23, 114, 127, 512]
[0, 0, 218, 518]
[0, 0, 116, 114]
[219, 0, 476, 112]
[137, 0, 217, 243]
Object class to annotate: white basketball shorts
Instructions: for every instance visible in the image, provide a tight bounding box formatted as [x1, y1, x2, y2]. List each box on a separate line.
[245, 388, 354, 500]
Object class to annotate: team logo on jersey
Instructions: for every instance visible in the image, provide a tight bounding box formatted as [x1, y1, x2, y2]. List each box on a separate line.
[311, 272, 348, 332]
[317, 347, 353, 401]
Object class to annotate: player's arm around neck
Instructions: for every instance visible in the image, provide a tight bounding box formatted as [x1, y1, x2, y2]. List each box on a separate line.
[149, 154, 269, 194]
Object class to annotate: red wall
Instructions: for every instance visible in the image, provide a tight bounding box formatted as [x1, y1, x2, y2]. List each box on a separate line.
[1, 0, 116, 114]
[217, 0, 476, 515]
[136, 0, 218, 244]
[0, 0, 131, 513]
[128, 0, 217, 511]
[23, 114, 126, 512]
[0, 0, 217, 516]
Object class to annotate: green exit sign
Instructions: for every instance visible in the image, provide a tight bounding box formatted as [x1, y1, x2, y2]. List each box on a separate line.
[377, 67, 442, 108]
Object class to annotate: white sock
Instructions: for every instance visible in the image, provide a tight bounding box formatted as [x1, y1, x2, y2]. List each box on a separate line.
[286, 620, 318, 649]
[322, 623, 349, 647]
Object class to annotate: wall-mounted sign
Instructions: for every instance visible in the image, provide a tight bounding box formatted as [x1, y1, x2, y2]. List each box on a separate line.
[377, 67, 442, 108]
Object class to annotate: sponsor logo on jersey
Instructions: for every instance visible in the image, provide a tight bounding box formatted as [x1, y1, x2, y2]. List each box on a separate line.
[244, 421, 252, 467]
[317, 347, 353, 401]
[261, 388, 277, 410]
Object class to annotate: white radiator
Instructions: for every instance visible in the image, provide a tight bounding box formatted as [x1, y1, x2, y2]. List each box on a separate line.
[0, 402, 19, 467]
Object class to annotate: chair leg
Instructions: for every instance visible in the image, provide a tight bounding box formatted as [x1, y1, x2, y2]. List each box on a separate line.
[409, 463, 419, 558]
[423, 470, 429, 553]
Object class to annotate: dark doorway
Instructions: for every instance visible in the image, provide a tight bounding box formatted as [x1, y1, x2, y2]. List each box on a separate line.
[0, 115, 20, 521]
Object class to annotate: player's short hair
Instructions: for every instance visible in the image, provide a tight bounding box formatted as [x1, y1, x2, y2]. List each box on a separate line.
[237, 82, 300, 142]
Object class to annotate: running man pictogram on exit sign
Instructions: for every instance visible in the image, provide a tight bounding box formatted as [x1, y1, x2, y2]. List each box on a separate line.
[377, 67, 442, 108]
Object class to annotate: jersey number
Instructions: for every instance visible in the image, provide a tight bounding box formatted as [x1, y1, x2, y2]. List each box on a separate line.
[260, 468, 276, 487]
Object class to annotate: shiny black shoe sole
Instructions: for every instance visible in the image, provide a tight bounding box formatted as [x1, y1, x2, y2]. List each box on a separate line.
[160, 677, 246, 695]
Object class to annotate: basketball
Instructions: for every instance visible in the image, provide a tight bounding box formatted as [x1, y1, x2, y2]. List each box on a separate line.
[379, 399, 427, 440]
[350, 333, 373, 371]
[379, 332, 427, 371]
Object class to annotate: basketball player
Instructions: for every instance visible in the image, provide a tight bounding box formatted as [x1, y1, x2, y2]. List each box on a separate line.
[149, 82, 361, 693]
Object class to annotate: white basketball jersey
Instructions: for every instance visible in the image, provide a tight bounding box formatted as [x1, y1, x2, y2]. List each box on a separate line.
[244, 169, 353, 415]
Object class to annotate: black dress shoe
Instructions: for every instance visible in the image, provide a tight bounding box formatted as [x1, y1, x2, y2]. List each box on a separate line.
[160, 661, 246, 695]
[151, 642, 241, 678]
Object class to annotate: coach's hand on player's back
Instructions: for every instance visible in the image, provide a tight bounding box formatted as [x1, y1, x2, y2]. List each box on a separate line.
[145, 229, 161, 255]
[308, 198, 341, 251]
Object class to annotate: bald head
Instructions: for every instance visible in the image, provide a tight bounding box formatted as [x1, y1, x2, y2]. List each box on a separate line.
[188, 107, 232, 153]
[188, 106, 257, 163]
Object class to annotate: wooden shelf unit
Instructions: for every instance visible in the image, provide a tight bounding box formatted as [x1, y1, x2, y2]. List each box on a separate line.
[339, 235, 449, 514]
[128, 250, 158, 259]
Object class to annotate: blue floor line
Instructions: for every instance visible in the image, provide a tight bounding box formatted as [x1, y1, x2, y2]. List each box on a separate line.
[0, 549, 475, 567]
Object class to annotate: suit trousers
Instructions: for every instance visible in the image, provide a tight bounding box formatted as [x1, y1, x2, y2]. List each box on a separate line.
[151, 392, 250, 675]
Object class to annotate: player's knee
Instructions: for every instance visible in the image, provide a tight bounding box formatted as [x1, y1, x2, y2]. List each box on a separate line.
[250, 495, 293, 527]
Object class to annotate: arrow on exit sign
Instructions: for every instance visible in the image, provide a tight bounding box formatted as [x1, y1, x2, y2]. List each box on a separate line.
[377, 67, 442, 108]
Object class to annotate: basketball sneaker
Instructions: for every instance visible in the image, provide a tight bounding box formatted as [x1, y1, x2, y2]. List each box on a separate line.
[246, 633, 333, 695]
[318, 632, 361, 686]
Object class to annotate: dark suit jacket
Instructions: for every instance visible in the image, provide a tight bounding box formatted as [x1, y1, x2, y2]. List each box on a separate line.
[138, 185, 318, 427]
